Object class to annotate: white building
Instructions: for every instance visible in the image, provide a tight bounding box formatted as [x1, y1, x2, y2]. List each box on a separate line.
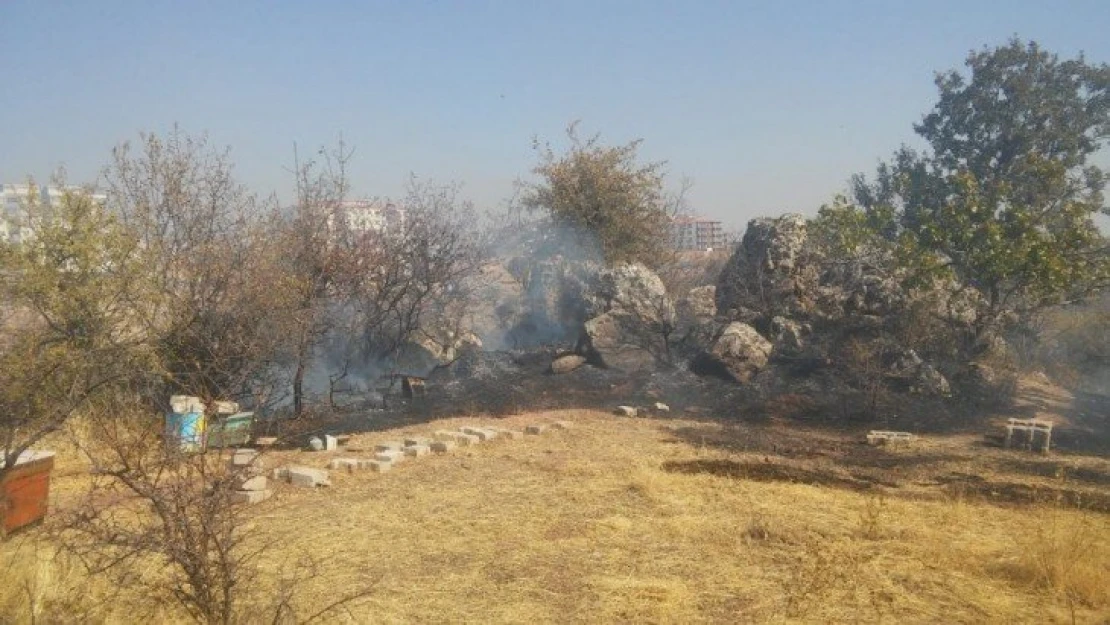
[669, 215, 727, 251]
[329, 199, 406, 237]
[1, 183, 107, 245]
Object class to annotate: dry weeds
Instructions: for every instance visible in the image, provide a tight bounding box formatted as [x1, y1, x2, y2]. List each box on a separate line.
[2, 409, 1109, 624]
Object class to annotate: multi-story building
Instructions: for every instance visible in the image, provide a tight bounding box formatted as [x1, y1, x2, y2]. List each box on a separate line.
[669, 215, 727, 251]
[329, 199, 406, 237]
[1, 183, 108, 245]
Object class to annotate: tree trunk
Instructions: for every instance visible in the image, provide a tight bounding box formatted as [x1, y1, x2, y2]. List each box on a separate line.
[293, 355, 306, 417]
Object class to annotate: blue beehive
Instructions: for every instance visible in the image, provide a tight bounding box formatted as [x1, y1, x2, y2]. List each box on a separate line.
[166, 395, 206, 452]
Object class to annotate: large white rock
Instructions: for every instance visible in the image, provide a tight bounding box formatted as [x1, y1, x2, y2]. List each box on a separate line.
[579, 263, 675, 371]
[703, 322, 773, 383]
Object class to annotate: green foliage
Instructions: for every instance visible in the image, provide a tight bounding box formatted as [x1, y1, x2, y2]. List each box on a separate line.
[0, 185, 153, 466]
[845, 39, 1110, 329]
[521, 123, 675, 268]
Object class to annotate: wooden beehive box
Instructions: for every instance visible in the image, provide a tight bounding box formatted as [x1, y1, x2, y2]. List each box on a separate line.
[1, 450, 56, 537]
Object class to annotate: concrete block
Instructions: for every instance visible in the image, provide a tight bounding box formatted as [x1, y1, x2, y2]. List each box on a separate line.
[288, 466, 330, 488]
[375, 441, 404, 452]
[239, 475, 268, 491]
[231, 449, 259, 467]
[614, 406, 638, 417]
[430, 440, 456, 453]
[461, 427, 496, 441]
[374, 450, 404, 463]
[271, 467, 290, 481]
[525, 425, 547, 435]
[454, 433, 480, 446]
[324, 435, 339, 451]
[653, 402, 670, 412]
[328, 458, 360, 472]
[357, 459, 392, 473]
[404, 444, 431, 457]
[231, 489, 273, 505]
[254, 436, 278, 447]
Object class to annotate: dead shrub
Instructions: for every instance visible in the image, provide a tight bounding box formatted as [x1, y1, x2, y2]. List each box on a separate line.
[996, 507, 1110, 615]
[857, 492, 887, 540]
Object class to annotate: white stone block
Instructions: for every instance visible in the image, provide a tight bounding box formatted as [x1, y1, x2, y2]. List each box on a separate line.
[404, 444, 431, 457]
[288, 466, 330, 488]
[239, 475, 268, 491]
[461, 427, 495, 441]
[231, 489, 273, 505]
[430, 440, 456, 453]
[374, 450, 404, 463]
[324, 435, 339, 451]
[614, 406, 638, 417]
[328, 458, 360, 472]
[358, 459, 392, 472]
[231, 449, 259, 467]
[454, 433, 480, 446]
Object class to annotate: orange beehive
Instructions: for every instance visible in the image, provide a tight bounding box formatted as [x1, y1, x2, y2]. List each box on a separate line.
[1, 451, 55, 537]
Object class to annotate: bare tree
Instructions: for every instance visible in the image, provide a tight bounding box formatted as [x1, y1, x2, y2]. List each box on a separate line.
[103, 129, 292, 411]
[345, 177, 486, 365]
[60, 395, 375, 624]
[280, 139, 355, 416]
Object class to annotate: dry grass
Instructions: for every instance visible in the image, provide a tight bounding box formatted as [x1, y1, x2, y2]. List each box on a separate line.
[3, 409, 1109, 624]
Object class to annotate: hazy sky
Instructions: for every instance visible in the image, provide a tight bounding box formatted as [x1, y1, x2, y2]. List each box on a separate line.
[2, 1, 1109, 229]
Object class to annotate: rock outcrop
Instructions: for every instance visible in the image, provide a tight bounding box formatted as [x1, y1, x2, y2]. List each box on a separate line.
[691, 322, 773, 383]
[716, 214, 814, 319]
[889, 349, 951, 396]
[578, 264, 675, 371]
[674, 285, 717, 339]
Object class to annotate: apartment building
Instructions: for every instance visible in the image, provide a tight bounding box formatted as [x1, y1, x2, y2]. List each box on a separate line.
[669, 215, 727, 251]
[328, 199, 406, 237]
[1, 183, 108, 245]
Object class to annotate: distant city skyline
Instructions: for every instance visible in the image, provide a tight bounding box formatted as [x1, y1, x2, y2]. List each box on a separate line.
[2, 1, 1110, 230]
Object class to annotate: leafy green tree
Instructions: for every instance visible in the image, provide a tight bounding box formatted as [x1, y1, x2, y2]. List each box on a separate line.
[0, 184, 153, 472]
[847, 39, 1110, 337]
[520, 123, 679, 268]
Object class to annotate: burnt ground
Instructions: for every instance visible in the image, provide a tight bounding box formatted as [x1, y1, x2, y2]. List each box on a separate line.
[655, 373, 1110, 514]
[255, 348, 1110, 516]
[659, 423, 1110, 514]
[314, 347, 764, 433]
[331, 349, 1109, 449]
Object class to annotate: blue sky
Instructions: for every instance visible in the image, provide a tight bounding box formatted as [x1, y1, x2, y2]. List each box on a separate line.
[2, 1, 1109, 228]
